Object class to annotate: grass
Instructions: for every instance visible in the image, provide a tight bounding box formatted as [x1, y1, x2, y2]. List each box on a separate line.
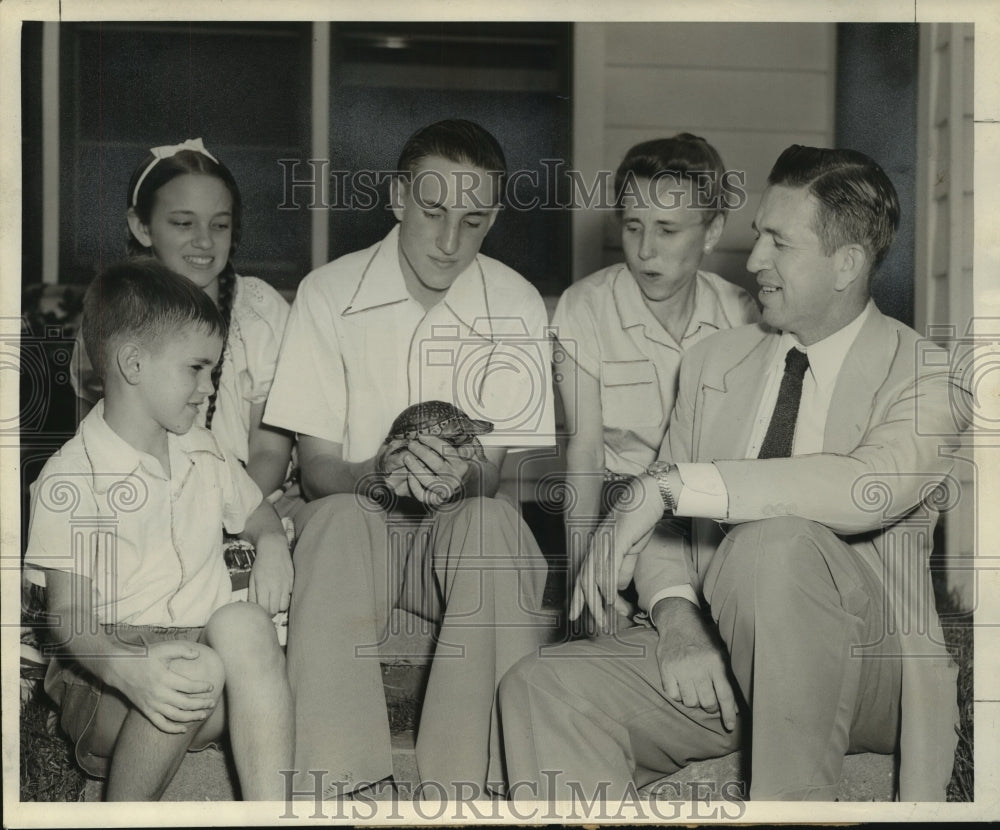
[20, 683, 86, 802]
[19, 583, 88, 802]
[939, 588, 974, 802]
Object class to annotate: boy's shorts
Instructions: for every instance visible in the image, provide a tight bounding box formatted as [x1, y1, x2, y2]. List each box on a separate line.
[44, 624, 204, 778]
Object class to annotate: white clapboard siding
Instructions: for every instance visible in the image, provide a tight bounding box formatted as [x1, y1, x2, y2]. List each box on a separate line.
[603, 22, 833, 72]
[605, 68, 831, 133]
[572, 22, 836, 286]
[915, 23, 975, 609]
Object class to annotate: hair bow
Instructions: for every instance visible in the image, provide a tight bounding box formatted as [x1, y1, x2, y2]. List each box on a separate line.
[132, 138, 219, 206]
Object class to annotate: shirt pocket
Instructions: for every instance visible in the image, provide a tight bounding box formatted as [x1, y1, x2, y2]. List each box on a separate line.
[601, 359, 663, 429]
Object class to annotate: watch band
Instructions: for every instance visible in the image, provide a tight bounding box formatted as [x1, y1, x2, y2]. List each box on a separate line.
[646, 461, 678, 512]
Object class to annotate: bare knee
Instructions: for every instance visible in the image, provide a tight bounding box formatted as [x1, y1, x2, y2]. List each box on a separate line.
[207, 600, 276, 638]
[205, 601, 281, 664]
[169, 641, 226, 699]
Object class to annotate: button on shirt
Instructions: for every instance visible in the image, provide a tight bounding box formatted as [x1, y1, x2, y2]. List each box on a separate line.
[552, 264, 760, 475]
[24, 402, 263, 627]
[265, 225, 556, 461]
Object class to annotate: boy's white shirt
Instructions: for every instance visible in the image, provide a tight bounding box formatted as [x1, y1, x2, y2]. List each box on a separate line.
[265, 224, 556, 461]
[24, 401, 263, 627]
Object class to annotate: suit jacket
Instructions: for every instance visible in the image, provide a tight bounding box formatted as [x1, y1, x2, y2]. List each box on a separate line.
[634, 307, 970, 801]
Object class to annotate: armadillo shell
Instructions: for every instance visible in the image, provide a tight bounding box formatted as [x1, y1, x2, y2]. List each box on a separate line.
[387, 400, 494, 446]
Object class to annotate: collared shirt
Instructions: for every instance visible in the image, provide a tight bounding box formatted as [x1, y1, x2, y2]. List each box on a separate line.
[24, 402, 263, 627]
[265, 224, 555, 461]
[552, 264, 759, 475]
[675, 301, 876, 519]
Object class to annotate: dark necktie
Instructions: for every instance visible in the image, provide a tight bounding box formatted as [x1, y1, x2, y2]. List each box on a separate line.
[757, 347, 810, 459]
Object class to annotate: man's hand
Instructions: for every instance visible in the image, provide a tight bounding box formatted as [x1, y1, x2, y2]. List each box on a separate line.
[248, 530, 294, 615]
[381, 445, 413, 498]
[569, 474, 665, 631]
[652, 597, 737, 731]
[400, 434, 478, 507]
[374, 437, 409, 477]
[111, 641, 218, 734]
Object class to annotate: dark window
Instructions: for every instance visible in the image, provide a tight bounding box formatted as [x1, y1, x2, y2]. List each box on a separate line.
[59, 21, 312, 290]
[328, 22, 573, 295]
[47, 21, 571, 295]
[21, 23, 44, 286]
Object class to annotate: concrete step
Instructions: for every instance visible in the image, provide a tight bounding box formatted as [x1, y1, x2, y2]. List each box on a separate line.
[83, 732, 418, 802]
[83, 745, 239, 801]
[84, 733, 894, 803]
[82, 662, 424, 803]
[640, 750, 896, 802]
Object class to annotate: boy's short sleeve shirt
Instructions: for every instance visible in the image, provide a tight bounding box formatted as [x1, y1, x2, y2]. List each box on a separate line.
[552, 264, 760, 475]
[24, 402, 263, 627]
[265, 224, 556, 461]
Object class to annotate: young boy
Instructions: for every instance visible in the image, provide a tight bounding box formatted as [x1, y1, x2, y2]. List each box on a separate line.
[24, 259, 294, 801]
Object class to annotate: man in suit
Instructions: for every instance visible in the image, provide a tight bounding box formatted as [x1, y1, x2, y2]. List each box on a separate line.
[498, 145, 968, 801]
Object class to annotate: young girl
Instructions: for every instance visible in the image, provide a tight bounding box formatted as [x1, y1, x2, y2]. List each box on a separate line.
[553, 134, 760, 588]
[72, 138, 293, 501]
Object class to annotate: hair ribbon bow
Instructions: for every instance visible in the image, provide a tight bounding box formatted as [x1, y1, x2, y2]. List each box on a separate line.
[132, 138, 219, 206]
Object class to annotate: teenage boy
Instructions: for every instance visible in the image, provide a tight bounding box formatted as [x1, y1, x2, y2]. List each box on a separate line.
[266, 119, 555, 798]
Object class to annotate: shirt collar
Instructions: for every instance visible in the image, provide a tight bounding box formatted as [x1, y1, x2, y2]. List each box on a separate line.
[341, 225, 412, 316]
[782, 300, 874, 389]
[612, 267, 727, 342]
[80, 400, 224, 494]
[341, 224, 494, 339]
[442, 257, 493, 339]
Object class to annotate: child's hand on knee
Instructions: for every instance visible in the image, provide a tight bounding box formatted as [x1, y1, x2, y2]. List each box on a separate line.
[248, 531, 294, 615]
[111, 641, 219, 734]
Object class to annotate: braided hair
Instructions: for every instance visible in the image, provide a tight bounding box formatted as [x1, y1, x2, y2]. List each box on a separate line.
[126, 145, 244, 432]
[204, 262, 236, 429]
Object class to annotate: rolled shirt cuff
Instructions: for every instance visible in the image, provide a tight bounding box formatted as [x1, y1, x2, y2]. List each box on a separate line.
[674, 461, 728, 520]
[647, 584, 701, 616]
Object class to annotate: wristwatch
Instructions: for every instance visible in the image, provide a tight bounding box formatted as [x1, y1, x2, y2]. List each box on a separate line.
[646, 461, 678, 512]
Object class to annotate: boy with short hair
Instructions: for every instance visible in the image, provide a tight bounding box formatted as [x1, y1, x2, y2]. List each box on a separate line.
[24, 258, 294, 801]
[266, 119, 555, 797]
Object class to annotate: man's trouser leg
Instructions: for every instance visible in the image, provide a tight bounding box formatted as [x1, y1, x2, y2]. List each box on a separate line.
[499, 626, 744, 802]
[703, 517, 901, 800]
[403, 496, 550, 795]
[286, 494, 396, 797]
